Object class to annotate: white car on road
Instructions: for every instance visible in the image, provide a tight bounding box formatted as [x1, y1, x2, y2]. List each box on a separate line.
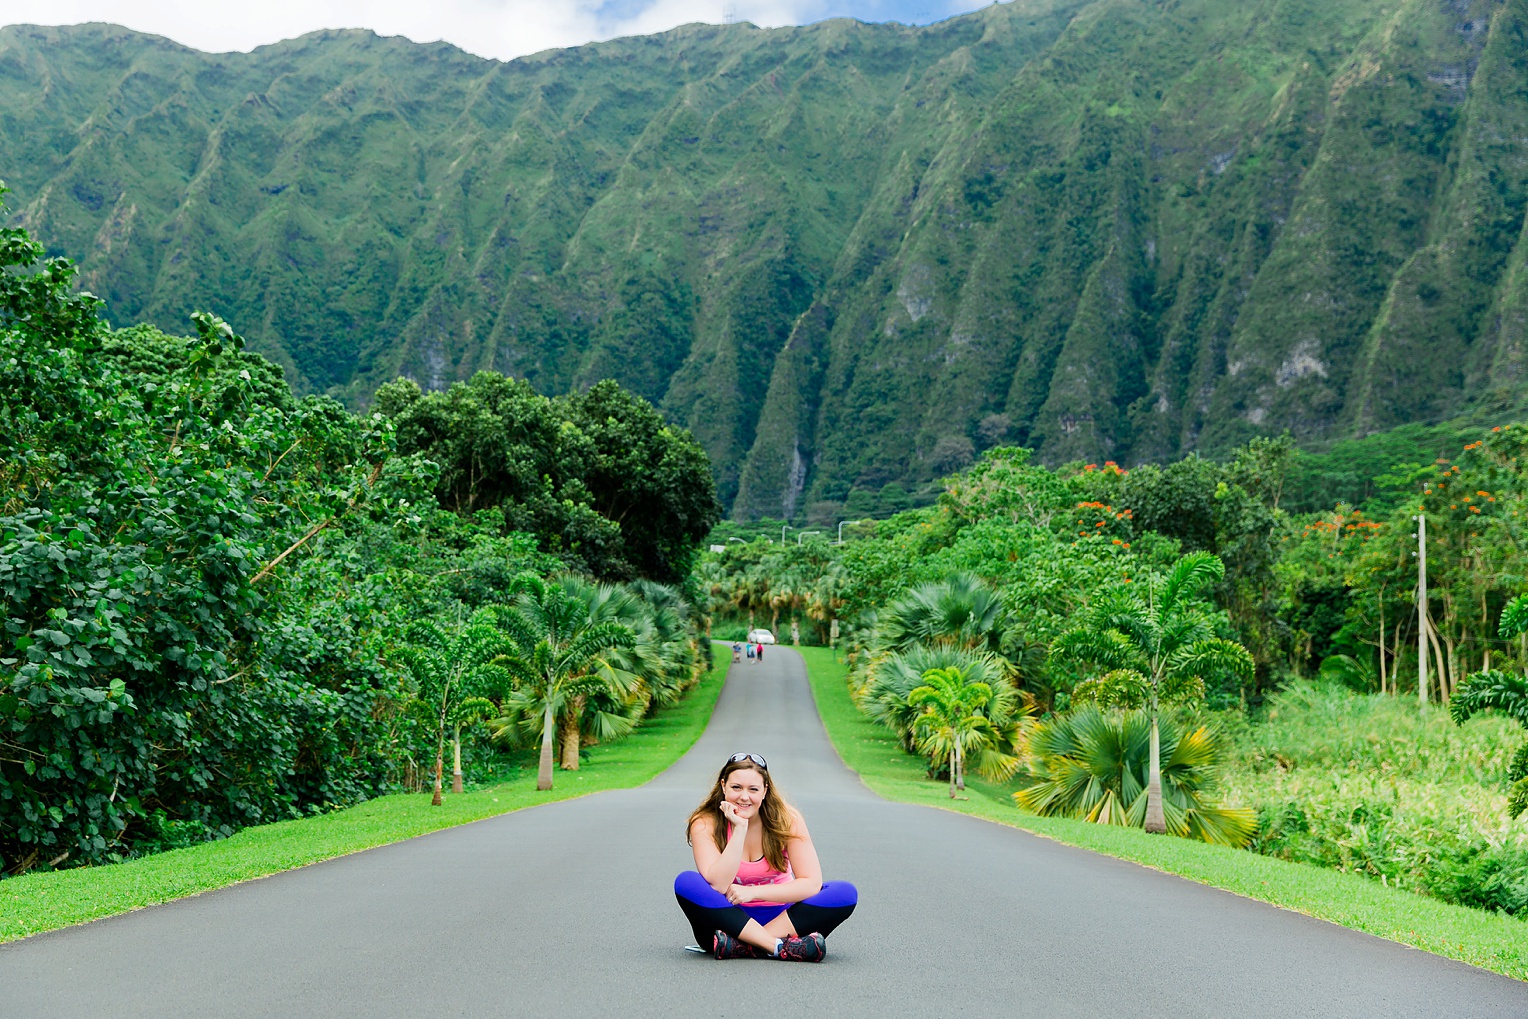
[746, 629, 776, 645]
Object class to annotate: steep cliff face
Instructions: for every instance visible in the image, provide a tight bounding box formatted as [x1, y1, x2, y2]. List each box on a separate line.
[4, 0, 1527, 517]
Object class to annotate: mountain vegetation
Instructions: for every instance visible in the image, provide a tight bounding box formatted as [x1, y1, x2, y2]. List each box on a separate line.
[4, 0, 1528, 518]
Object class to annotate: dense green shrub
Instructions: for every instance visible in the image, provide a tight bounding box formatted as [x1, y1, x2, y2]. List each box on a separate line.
[0, 206, 718, 873]
[1227, 682, 1528, 914]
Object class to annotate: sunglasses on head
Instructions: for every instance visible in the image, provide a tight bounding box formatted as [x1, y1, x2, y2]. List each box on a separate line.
[727, 752, 768, 770]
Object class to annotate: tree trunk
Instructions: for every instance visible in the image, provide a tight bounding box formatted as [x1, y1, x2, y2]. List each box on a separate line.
[954, 741, 965, 793]
[1444, 631, 1458, 704]
[790, 619, 800, 645]
[830, 618, 839, 648]
[559, 702, 582, 771]
[948, 747, 958, 798]
[1378, 594, 1387, 695]
[1425, 614, 1449, 703]
[537, 704, 556, 791]
[431, 741, 444, 807]
[1144, 714, 1166, 834]
[452, 726, 464, 795]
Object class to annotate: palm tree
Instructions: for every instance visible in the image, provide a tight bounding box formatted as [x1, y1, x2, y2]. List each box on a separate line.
[767, 570, 798, 636]
[486, 573, 636, 791]
[693, 558, 729, 639]
[394, 613, 513, 806]
[734, 566, 771, 630]
[1016, 706, 1255, 846]
[804, 562, 847, 646]
[626, 578, 703, 705]
[860, 645, 1018, 754]
[448, 696, 497, 794]
[908, 666, 1022, 797]
[1451, 670, 1528, 814]
[1453, 598, 1528, 817]
[1048, 552, 1252, 834]
[769, 567, 811, 643]
[874, 573, 1017, 658]
[565, 576, 699, 758]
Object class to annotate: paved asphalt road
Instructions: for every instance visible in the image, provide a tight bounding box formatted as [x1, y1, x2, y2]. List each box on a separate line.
[5, 648, 1528, 1017]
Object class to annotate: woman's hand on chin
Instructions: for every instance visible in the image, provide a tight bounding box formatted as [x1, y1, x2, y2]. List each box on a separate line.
[718, 801, 748, 827]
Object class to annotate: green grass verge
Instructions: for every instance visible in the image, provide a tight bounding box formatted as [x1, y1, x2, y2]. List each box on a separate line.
[0, 655, 727, 943]
[797, 646, 1528, 982]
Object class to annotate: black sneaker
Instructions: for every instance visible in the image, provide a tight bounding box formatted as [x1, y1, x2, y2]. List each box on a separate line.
[713, 931, 758, 960]
[776, 932, 826, 962]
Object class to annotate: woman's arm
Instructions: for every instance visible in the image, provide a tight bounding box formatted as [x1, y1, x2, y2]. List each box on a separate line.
[690, 813, 747, 892]
[731, 808, 824, 906]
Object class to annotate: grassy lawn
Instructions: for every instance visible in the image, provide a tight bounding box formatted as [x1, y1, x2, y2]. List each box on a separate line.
[0, 654, 727, 943]
[797, 646, 1528, 981]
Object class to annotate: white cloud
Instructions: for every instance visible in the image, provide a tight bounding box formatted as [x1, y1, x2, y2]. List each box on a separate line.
[0, 1, 833, 61]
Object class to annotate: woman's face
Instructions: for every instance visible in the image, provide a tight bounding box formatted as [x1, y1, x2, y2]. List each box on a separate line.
[722, 767, 768, 820]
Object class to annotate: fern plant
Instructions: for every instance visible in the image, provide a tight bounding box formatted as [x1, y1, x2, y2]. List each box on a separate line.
[1452, 593, 1528, 817]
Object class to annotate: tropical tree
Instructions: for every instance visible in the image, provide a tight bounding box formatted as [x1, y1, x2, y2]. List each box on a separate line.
[562, 576, 700, 758]
[734, 565, 771, 630]
[447, 696, 498, 795]
[939, 446, 1071, 528]
[907, 666, 1022, 797]
[859, 646, 1026, 760]
[377, 375, 720, 583]
[874, 573, 1018, 659]
[805, 562, 848, 646]
[626, 578, 704, 706]
[693, 556, 730, 638]
[394, 614, 513, 806]
[1016, 707, 1255, 846]
[486, 573, 636, 790]
[1048, 552, 1253, 834]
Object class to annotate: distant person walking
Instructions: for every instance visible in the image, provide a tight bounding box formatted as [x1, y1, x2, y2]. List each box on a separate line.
[746, 643, 755, 661]
[732, 643, 742, 664]
[755, 642, 764, 664]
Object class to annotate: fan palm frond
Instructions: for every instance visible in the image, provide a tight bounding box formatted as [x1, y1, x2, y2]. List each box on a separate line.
[1017, 708, 1252, 847]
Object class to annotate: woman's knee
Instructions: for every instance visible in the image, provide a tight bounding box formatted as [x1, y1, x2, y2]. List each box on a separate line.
[806, 880, 858, 909]
[674, 870, 728, 907]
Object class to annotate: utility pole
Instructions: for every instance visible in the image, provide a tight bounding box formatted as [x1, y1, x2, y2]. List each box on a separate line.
[1416, 513, 1428, 707]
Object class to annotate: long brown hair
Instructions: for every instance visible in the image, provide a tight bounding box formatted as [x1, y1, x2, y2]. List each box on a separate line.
[686, 758, 796, 872]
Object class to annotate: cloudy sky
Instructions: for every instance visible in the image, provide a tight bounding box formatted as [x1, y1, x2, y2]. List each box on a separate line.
[2, 1, 998, 61]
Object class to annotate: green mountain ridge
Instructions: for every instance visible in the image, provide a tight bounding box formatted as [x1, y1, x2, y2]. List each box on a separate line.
[3, 0, 1527, 518]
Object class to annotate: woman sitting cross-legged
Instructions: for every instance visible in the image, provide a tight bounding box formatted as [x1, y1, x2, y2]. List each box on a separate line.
[674, 753, 857, 961]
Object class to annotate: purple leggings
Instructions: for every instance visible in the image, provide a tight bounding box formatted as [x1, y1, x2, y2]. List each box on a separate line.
[674, 871, 858, 944]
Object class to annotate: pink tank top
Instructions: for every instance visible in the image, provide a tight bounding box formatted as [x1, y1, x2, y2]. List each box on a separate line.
[727, 823, 793, 906]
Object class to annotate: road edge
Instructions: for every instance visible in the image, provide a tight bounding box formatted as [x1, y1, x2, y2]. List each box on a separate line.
[0, 653, 729, 943]
[795, 645, 1528, 983]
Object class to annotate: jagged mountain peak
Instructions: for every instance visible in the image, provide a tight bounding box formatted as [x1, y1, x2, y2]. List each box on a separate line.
[4, 0, 1526, 518]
